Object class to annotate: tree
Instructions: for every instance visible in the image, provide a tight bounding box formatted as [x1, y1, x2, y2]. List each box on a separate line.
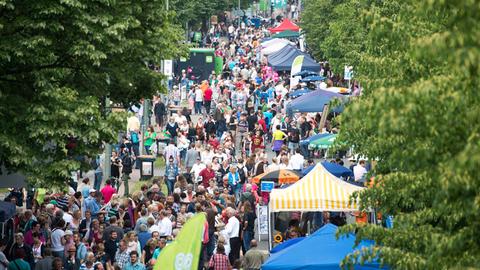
[301, 0, 345, 63]
[0, 0, 187, 186]
[301, 0, 480, 268]
[170, 0, 232, 32]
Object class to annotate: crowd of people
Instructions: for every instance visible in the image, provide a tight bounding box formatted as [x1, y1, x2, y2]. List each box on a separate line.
[0, 15, 353, 270]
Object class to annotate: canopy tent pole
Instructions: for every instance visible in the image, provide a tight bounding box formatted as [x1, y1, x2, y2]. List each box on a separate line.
[318, 104, 330, 132]
[268, 204, 273, 251]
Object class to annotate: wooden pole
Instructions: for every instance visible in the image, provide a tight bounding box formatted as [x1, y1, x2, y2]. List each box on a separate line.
[318, 104, 330, 132]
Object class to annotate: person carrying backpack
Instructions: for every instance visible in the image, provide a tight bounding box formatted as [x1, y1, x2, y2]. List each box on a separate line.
[121, 151, 134, 196]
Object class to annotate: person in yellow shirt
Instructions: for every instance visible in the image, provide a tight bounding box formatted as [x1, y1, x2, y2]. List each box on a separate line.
[271, 125, 287, 155]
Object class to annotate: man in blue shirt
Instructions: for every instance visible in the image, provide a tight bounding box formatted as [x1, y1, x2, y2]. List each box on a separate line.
[267, 86, 275, 102]
[84, 190, 101, 217]
[124, 251, 146, 270]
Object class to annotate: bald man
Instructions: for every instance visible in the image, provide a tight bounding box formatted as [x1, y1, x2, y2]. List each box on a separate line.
[242, 240, 268, 270]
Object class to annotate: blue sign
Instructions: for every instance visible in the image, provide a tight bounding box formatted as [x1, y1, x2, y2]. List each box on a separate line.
[261, 181, 275, 192]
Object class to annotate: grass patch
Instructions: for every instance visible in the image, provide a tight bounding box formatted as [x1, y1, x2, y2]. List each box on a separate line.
[131, 177, 167, 194]
[154, 157, 165, 169]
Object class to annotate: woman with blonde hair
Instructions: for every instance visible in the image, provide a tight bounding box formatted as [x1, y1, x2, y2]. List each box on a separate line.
[141, 238, 158, 265]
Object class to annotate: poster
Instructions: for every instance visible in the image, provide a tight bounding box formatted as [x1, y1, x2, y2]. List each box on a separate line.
[258, 205, 269, 235]
[142, 162, 153, 176]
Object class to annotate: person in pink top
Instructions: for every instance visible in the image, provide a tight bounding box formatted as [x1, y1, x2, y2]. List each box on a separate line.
[100, 179, 116, 204]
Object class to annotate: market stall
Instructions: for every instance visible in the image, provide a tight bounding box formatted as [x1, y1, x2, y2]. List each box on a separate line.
[268, 18, 300, 33]
[269, 163, 364, 212]
[262, 223, 385, 270]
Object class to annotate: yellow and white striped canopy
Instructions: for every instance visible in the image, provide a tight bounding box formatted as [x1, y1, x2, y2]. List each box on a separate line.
[269, 163, 364, 212]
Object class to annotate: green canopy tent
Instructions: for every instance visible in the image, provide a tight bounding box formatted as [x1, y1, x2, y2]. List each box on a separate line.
[271, 30, 300, 39]
[308, 134, 338, 150]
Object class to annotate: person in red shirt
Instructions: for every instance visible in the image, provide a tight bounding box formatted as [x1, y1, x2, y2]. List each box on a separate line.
[199, 163, 215, 188]
[257, 112, 267, 133]
[100, 179, 116, 204]
[204, 87, 213, 114]
[208, 134, 220, 149]
[251, 130, 264, 154]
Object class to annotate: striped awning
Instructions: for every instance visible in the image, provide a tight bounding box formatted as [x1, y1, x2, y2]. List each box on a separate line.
[269, 163, 364, 212]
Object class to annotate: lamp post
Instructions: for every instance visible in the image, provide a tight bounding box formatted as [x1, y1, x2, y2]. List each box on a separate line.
[103, 97, 112, 183]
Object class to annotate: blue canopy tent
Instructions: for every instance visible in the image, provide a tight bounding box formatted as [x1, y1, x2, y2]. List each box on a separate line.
[270, 237, 305, 254]
[293, 70, 318, 78]
[267, 44, 298, 64]
[268, 45, 320, 72]
[262, 224, 386, 270]
[288, 88, 312, 98]
[301, 162, 353, 178]
[321, 162, 354, 178]
[286, 89, 345, 114]
[300, 75, 326, 82]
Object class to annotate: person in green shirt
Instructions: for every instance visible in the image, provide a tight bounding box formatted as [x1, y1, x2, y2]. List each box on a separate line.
[144, 125, 156, 155]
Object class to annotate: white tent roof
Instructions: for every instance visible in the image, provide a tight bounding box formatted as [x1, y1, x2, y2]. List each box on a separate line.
[261, 39, 293, 56]
[269, 163, 364, 212]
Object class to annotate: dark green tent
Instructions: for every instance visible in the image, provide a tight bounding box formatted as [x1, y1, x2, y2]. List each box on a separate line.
[271, 30, 300, 39]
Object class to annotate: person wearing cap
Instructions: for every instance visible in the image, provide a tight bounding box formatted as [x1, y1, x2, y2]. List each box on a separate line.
[63, 230, 74, 258]
[84, 189, 100, 218]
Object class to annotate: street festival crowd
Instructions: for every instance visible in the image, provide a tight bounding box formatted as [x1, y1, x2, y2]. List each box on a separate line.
[0, 19, 367, 270]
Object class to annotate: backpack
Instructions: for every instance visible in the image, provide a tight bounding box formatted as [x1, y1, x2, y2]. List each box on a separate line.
[130, 131, 139, 144]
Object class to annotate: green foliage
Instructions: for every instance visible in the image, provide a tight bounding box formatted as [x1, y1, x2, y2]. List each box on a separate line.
[0, 0, 187, 186]
[305, 0, 480, 268]
[171, 0, 233, 30]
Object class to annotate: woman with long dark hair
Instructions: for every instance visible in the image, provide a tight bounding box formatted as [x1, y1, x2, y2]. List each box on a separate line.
[242, 201, 256, 251]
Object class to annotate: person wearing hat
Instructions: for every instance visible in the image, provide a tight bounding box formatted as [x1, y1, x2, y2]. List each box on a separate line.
[8, 233, 34, 269]
[84, 189, 100, 218]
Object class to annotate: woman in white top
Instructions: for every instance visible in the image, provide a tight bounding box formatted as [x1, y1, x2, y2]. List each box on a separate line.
[32, 238, 43, 262]
[194, 87, 204, 114]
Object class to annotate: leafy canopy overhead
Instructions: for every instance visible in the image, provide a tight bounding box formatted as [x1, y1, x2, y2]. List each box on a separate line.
[0, 0, 187, 186]
[304, 0, 480, 269]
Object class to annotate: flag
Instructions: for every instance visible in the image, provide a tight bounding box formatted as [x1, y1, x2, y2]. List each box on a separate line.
[290, 55, 304, 89]
[154, 213, 206, 270]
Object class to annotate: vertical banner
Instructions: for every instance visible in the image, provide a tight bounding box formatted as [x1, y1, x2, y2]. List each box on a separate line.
[154, 213, 206, 270]
[290, 55, 304, 89]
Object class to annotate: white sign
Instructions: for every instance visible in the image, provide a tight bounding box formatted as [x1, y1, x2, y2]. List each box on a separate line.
[163, 60, 173, 76]
[344, 65, 353, 80]
[257, 205, 269, 235]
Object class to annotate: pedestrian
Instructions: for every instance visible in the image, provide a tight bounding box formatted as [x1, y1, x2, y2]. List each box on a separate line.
[208, 244, 231, 270]
[154, 97, 166, 128]
[194, 87, 203, 114]
[242, 240, 267, 270]
[241, 201, 256, 252]
[222, 207, 240, 265]
[144, 126, 156, 155]
[271, 125, 287, 155]
[165, 156, 179, 195]
[204, 85, 213, 114]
